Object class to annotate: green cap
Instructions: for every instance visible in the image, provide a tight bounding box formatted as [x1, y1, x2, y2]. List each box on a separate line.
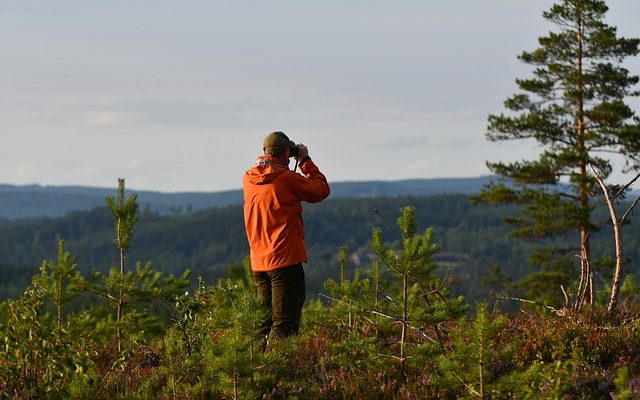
[263, 131, 294, 150]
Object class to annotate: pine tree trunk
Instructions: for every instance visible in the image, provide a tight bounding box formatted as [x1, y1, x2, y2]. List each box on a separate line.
[117, 247, 126, 352]
[576, 8, 594, 308]
[400, 273, 408, 375]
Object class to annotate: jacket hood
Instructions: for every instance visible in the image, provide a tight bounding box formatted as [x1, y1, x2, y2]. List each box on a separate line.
[245, 156, 290, 184]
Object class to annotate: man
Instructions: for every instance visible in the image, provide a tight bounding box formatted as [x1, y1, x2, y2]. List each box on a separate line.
[243, 131, 330, 340]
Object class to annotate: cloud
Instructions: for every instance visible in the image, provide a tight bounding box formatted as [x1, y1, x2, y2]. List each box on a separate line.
[126, 158, 142, 169]
[368, 135, 431, 151]
[83, 111, 128, 126]
[405, 157, 445, 174]
[16, 164, 37, 177]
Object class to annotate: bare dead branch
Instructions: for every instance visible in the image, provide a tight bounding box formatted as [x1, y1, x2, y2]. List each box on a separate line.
[560, 285, 570, 308]
[499, 296, 559, 313]
[620, 194, 640, 225]
[614, 171, 640, 199]
[589, 165, 623, 314]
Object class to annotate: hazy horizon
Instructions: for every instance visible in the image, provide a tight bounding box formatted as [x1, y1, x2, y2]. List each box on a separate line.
[0, 174, 497, 194]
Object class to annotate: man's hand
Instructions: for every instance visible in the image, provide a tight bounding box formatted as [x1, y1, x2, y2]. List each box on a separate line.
[295, 143, 309, 160]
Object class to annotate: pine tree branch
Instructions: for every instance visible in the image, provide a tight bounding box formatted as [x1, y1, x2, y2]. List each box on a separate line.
[499, 296, 560, 313]
[83, 286, 118, 302]
[558, 192, 581, 201]
[620, 195, 640, 225]
[614, 170, 640, 200]
[450, 371, 482, 398]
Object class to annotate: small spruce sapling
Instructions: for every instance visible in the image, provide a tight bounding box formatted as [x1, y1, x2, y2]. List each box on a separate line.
[79, 178, 190, 353]
[434, 303, 506, 399]
[201, 279, 270, 400]
[323, 246, 379, 333]
[33, 239, 83, 336]
[372, 206, 468, 375]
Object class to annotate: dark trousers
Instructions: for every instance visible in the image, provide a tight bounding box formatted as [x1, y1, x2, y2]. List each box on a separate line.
[253, 263, 306, 339]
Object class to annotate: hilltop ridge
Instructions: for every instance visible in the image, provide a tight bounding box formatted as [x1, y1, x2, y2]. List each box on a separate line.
[0, 176, 495, 220]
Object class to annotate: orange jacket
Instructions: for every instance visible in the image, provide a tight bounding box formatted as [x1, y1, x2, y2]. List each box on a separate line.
[243, 156, 330, 272]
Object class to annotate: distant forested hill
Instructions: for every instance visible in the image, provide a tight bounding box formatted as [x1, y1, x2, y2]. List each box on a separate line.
[0, 184, 241, 219]
[0, 177, 495, 219]
[0, 193, 637, 306]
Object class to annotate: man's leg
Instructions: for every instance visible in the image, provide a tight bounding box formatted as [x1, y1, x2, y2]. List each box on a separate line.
[252, 271, 273, 340]
[269, 264, 305, 338]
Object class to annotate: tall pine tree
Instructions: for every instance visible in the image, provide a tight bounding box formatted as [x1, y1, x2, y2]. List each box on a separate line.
[474, 0, 640, 309]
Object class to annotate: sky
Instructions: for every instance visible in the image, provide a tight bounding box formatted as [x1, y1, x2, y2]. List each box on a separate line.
[2, 0, 640, 193]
